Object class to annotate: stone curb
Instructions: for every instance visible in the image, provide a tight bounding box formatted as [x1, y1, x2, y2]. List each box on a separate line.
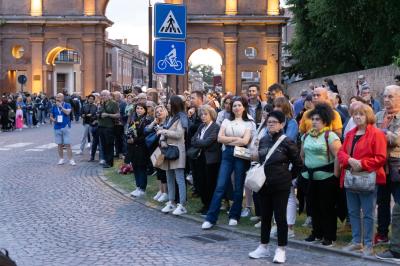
[97, 170, 395, 265]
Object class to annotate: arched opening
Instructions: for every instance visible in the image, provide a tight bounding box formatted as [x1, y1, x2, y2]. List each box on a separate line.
[188, 48, 223, 93]
[46, 47, 82, 95]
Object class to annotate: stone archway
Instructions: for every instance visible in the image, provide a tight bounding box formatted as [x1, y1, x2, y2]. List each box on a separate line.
[163, 0, 286, 97]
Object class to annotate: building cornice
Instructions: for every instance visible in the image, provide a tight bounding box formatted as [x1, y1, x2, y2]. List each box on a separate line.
[188, 15, 288, 25]
[0, 15, 113, 27]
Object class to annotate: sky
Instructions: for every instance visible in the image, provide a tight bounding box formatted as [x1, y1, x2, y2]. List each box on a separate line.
[106, 0, 222, 74]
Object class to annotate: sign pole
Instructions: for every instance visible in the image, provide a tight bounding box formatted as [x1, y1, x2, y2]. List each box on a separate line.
[148, 0, 153, 89]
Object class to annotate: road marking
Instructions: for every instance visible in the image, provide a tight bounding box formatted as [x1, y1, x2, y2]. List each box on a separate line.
[35, 143, 58, 149]
[0, 148, 11, 151]
[4, 142, 33, 148]
[72, 144, 81, 150]
[25, 149, 45, 152]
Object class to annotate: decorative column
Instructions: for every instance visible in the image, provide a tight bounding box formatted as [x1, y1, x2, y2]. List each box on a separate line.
[83, 38, 96, 96]
[31, 0, 42, 16]
[95, 37, 105, 93]
[224, 37, 237, 95]
[84, 0, 96, 16]
[225, 0, 238, 15]
[266, 37, 280, 91]
[267, 0, 280, 16]
[31, 37, 43, 94]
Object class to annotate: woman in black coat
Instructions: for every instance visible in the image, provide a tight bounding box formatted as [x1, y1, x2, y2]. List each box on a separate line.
[248, 111, 302, 264]
[127, 102, 153, 197]
[190, 105, 221, 215]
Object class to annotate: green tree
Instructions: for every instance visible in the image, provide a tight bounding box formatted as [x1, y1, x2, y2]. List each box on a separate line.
[287, 0, 400, 78]
[189, 64, 214, 85]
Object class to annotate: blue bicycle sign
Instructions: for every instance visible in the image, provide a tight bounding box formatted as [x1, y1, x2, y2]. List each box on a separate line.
[154, 39, 186, 75]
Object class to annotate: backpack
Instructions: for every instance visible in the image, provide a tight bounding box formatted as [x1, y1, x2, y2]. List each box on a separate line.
[0, 249, 17, 266]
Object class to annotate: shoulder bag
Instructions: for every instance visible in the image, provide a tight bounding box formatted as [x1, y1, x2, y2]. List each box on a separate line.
[244, 135, 286, 192]
[160, 116, 180, 161]
[343, 135, 376, 192]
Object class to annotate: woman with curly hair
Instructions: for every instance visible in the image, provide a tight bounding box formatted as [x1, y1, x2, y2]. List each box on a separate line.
[301, 103, 342, 247]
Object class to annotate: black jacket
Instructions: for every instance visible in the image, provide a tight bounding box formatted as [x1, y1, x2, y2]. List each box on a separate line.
[191, 122, 221, 164]
[81, 103, 98, 125]
[258, 131, 303, 192]
[127, 116, 153, 167]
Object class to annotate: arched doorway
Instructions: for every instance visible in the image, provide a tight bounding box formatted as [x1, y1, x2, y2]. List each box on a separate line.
[188, 48, 223, 92]
[45, 47, 82, 96]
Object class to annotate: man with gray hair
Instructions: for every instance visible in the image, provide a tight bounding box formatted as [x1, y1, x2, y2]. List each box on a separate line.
[98, 90, 120, 168]
[375, 85, 400, 250]
[50, 93, 75, 166]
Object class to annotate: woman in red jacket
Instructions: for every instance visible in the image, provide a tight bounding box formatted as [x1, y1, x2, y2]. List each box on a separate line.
[337, 103, 387, 256]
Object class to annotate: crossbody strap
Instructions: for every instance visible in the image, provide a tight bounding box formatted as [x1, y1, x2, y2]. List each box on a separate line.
[261, 134, 286, 166]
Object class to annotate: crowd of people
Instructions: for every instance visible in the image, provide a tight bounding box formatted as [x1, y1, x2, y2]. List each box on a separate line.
[0, 90, 83, 132]
[3, 73, 400, 264]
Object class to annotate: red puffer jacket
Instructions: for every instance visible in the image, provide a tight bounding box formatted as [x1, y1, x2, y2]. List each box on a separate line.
[337, 124, 387, 188]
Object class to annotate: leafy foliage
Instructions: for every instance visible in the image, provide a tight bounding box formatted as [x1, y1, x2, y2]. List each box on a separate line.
[288, 0, 400, 78]
[189, 64, 214, 85]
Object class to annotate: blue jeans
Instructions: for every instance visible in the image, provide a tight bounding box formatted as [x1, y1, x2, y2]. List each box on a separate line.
[26, 112, 33, 126]
[134, 165, 147, 191]
[206, 146, 250, 224]
[346, 189, 377, 247]
[166, 169, 186, 205]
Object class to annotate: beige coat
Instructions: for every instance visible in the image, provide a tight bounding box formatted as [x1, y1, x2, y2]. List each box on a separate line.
[159, 119, 186, 170]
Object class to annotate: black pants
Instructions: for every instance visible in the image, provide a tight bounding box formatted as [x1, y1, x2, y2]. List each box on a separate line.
[195, 152, 219, 210]
[377, 176, 400, 236]
[90, 126, 99, 160]
[189, 158, 200, 194]
[99, 126, 115, 167]
[259, 188, 290, 246]
[156, 168, 167, 184]
[114, 125, 125, 156]
[309, 176, 338, 241]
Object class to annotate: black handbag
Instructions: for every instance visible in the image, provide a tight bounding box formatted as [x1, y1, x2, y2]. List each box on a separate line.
[187, 146, 201, 159]
[161, 145, 180, 160]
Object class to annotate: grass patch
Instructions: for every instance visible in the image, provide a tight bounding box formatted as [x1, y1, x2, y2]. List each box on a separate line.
[104, 161, 389, 251]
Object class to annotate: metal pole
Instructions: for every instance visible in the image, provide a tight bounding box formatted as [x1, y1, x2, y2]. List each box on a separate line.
[148, 0, 153, 89]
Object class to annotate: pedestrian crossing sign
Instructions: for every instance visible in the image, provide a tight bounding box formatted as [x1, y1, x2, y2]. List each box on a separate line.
[155, 3, 186, 40]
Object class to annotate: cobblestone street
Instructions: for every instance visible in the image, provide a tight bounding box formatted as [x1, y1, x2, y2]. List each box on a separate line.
[0, 125, 385, 265]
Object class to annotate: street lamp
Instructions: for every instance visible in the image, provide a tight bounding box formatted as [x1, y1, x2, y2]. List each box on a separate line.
[148, 0, 153, 89]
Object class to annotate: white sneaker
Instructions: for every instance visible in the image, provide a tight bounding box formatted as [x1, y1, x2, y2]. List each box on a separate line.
[75, 150, 83, 155]
[201, 221, 213, 230]
[136, 189, 146, 198]
[153, 191, 162, 201]
[130, 188, 140, 197]
[172, 204, 187, 216]
[161, 201, 175, 213]
[86, 143, 91, 148]
[241, 207, 251, 217]
[157, 193, 168, 202]
[273, 247, 286, 264]
[228, 219, 238, 226]
[248, 244, 271, 259]
[288, 228, 295, 239]
[69, 160, 76, 166]
[270, 225, 277, 237]
[254, 221, 261, 228]
[186, 174, 193, 185]
[99, 159, 105, 165]
[250, 216, 261, 222]
[57, 159, 65, 165]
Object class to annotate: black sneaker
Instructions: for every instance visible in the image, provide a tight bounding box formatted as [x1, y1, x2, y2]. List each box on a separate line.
[103, 164, 112, 169]
[304, 235, 318, 242]
[321, 239, 334, 247]
[376, 250, 400, 262]
[88, 158, 95, 162]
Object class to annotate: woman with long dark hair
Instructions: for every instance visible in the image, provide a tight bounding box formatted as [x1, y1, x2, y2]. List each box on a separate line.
[128, 102, 153, 197]
[202, 96, 255, 229]
[158, 95, 189, 216]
